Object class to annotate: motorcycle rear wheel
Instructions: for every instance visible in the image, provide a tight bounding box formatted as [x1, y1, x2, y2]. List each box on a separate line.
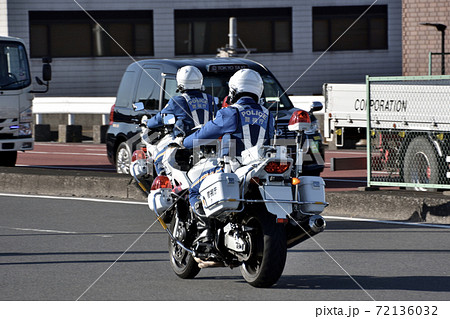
[240, 211, 287, 288]
[168, 220, 200, 279]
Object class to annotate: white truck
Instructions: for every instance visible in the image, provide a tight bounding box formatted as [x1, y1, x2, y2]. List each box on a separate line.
[323, 78, 450, 189]
[0, 36, 51, 166]
[323, 83, 370, 149]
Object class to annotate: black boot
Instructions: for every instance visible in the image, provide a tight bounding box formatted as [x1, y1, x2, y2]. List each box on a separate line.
[192, 201, 213, 252]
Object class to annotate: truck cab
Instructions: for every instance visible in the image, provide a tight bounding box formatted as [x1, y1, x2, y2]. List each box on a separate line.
[0, 36, 50, 166]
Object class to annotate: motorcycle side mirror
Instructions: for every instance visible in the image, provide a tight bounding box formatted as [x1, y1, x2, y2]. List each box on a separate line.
[163, 113, 176, 125]
[133, 102, 145, 111]
[310, 101, 323, 113]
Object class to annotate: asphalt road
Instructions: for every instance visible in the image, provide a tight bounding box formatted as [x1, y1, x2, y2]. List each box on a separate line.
[1, 193, 449, 302]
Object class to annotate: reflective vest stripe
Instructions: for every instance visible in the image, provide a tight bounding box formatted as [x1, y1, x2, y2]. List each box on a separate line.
[182, 93, 210, 127]
[202, 93, 209, 124]
[234, 104, 268, 150]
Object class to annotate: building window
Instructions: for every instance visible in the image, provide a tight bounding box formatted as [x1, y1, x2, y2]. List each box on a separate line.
[29, 11, 153, 58]
[174, 8, 292, 55]
[313, 5, 388, 52]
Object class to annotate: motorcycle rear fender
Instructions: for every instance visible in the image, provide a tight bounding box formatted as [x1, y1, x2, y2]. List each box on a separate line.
[258, 185, 293, 219]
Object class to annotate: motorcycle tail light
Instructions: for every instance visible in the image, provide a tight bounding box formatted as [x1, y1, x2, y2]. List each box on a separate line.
[132, 150, 146, 162]
[288, 110, 311, 131]
[264, 161, 291, 174]
[151, 176, 172, 190]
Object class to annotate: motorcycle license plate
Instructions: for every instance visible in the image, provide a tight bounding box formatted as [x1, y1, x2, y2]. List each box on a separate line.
[259, 185, 293, 218]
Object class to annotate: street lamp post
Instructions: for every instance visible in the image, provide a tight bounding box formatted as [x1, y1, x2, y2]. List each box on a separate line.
[421, 23, 447, 75]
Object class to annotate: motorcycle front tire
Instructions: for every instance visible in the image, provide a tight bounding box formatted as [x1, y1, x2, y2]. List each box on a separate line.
[240, 210, 287, 288]
[168, 221, 200, 279]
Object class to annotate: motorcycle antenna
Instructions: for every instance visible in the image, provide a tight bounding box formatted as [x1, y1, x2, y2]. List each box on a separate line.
[272, 91, 281, 147]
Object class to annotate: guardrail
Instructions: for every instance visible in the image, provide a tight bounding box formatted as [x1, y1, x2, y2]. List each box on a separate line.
[33, 97, 115, 125]
[33, 97, 115, 143]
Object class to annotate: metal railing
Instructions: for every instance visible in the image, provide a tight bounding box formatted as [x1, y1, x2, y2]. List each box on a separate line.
[33, 97, 115, 126]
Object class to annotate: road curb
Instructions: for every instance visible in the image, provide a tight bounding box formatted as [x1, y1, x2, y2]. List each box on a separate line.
[324, 190, 450, 224]
[0, 167, 147, 201]
[1, 167, 449, 225]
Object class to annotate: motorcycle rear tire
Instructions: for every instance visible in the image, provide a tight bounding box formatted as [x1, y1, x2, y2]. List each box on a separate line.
[168, 221, 200, 279]
[240, 211, 287, 288]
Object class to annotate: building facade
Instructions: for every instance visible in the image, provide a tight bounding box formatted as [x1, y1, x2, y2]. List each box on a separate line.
[402, 0, 450, 76]
[4, 0, 402, 97]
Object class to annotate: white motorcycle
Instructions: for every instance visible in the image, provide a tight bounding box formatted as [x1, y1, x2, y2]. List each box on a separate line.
[130, 104, 328, 288]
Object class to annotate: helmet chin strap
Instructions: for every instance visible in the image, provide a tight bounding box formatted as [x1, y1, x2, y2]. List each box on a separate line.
[229, 89, 237, 103]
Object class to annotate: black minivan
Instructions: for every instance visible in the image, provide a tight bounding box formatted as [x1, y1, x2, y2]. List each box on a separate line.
[106, 57, 324, 175]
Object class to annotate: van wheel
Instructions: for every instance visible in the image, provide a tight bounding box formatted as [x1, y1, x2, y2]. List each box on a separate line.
[0, 151, 17, 167]
[116, 142, 131, 174]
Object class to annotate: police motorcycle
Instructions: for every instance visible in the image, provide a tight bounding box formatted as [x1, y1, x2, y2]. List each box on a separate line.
[130, 103, 328, 288]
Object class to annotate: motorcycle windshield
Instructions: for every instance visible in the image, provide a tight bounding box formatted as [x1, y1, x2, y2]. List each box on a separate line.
[0, 41, 31, 90]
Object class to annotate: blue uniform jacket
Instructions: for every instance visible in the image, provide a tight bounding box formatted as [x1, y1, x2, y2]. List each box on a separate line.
[146, 90, 215, 137]
[183, 97, 275, 156]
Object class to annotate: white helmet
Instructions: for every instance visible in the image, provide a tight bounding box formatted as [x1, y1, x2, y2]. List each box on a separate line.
[228, 69, 264, 101]
[176, 65, 203, 91]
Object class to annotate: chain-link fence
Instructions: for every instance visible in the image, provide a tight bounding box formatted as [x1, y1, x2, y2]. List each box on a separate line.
[366, 75, 450, 190]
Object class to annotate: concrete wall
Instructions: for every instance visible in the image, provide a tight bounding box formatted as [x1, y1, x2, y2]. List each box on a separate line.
[6, 0, 402, 97]
[403, 0, 450, 76]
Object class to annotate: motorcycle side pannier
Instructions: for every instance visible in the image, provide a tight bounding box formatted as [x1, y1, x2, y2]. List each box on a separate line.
[199, 172, 240, 218]
[298, 176, 326, 213]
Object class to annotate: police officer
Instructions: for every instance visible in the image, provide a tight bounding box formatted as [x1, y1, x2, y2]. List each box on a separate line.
[183, 68, 275, 248]
[146, 65, 215, 174]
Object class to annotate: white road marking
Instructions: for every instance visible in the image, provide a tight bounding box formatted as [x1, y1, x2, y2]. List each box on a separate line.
[324, 215, 450, 229]
[0, 226, 76, 234]
[0, 193, 146, 205]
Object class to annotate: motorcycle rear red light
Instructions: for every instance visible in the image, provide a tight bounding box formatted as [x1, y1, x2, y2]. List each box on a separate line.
[132, 150, 146, 162]
[288, 110, 311, 126]
[151, 176, 173, 190]
[264, 161, 291, 174]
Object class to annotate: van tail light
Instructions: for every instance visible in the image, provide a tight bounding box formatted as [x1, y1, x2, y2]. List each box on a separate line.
[288, 110, 311, 131]
[109, 104, 115, 125]
[151, 175, 173, 190]
[132, 150, 146, 162]
[264, 161, 291, 174]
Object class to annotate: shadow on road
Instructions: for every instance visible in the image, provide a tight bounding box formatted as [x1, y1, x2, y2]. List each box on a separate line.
[275, 274, 450, 293]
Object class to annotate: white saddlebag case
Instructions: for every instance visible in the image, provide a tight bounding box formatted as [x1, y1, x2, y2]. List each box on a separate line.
[148, 188, 173, 214]
[298, 176, 326, 213]
[199, 172, 240, 218]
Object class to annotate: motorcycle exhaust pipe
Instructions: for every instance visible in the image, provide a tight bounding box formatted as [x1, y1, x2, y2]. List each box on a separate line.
[286, 214, 326, 249]
[309, 214, 326, 233]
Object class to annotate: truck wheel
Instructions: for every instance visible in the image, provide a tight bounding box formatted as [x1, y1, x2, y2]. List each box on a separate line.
[0, 151, 17, 167]
[116, 142, 131, 174]
[403, 136, 440, 191]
